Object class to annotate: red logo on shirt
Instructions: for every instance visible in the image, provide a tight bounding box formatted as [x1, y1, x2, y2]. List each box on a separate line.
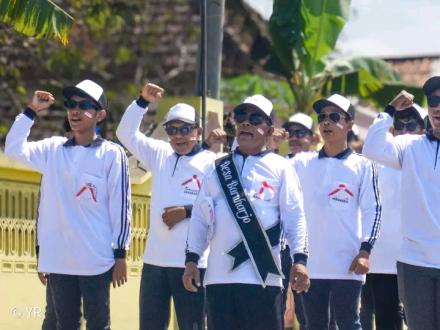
[328, 184, 353, 197]
[181, 175, 201, 196]
[254, 181, 275, 201]
[76, 183, 97, 202]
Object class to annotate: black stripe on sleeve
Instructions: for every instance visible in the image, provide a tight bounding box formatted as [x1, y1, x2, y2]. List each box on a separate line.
[117, 147, 130, 250]
[368, 162, 382, 246]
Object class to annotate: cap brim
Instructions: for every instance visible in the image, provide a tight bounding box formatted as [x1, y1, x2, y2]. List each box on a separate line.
[423, 77, 440, 96]
[62, 86, 103, 109]
[282, 121, 309, 131]
[313, 99, 354, 119]
[163, 118, 196, 125]
[233, 103, 273, 124]
[313, 99, 340, 114]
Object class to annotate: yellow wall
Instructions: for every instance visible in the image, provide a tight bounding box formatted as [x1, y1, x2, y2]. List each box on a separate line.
[0, 154, 177, 329]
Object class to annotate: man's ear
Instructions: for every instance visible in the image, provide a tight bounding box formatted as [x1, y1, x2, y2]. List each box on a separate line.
[346, 119, 354, 131]
[196, 127, 203, 137]
[267, 126, 275, 136]
[97, 109, 107, 123]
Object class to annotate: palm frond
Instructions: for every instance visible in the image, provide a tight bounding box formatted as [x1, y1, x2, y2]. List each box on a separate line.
[0, 0, 74, 45]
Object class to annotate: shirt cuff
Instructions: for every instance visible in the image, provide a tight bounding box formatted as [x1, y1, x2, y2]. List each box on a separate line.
[202, 141, 211, 150]
[293, 253, 308, 266]
[185, 252, 200, 265]
[184, 205, 193, 218]
[24, 107, 37, 120]
[136, 96, 150, 109]
[384, 105, 396, 117]
[114, 249, 127, 258]
[360, 242, 373, 254]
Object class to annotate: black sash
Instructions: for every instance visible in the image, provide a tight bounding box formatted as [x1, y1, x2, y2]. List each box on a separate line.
[215, 154, 282, 286]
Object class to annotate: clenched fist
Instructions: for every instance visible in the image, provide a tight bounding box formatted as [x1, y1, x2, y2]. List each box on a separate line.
[162, 206, 186, 230]
[142, 83, 164, 103]
[290, 263, 310, 293]
[29, 91, 55, 112]
[205, 128, 227, 148]
[349, 250, 370, 275]
[389, 90, 414, 111]
[267, 127, 288, 150]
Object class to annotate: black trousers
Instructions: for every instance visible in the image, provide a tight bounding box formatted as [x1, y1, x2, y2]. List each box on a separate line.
[281, 247, 337, 330]
[206, 283, 283, 330]
[360, 273, 404, 330]
[139, 263, 205, 330]
[397, 262, 440, 330]
[302, 279, 362, 330]
[42, 275, 57, 330]
[49, 268, 112, 330]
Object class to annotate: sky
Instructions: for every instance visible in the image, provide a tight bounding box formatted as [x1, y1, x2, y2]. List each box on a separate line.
[244, 0, 440, 58]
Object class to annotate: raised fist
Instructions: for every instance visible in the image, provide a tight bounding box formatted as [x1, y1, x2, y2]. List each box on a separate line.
[142, 83, 164, 103]
[205, 128, 227, 148]
[29, 91, 55, 112]
[267, 127, 288, 150]
[389, 90, 414, 111]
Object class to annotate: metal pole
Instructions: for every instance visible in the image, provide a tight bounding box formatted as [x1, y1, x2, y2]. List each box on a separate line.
[201, 0, 207, 141]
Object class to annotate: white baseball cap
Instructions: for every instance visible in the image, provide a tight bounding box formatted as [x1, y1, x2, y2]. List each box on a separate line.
[164, 103, 198, 125]
[285, 113, 313, 131]
[63, 79, 107, 109]
[313, 94, 355, 119]
[234, 94, 274, 123]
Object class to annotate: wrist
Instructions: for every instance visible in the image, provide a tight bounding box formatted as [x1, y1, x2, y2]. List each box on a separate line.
[202, 141, 211, 150]
[185, 252, 200, 265]
[384, 104, 396, 117]
[136, 95, 150, 109]
[360, 242, 372, 255]
[24, 107, 37, 120]
[114, 249, 127, 258]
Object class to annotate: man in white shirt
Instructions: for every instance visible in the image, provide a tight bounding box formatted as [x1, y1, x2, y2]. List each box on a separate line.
[183, 95, 309, 330]
[363, 79, 440, 330]
[360, 101, 427, 330]
[291, 94, 381, 330]
[116, 83, 216, 330]
[5, 80, 131, 329]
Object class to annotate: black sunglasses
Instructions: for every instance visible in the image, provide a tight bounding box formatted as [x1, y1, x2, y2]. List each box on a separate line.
[288, 128, 312, 138]
[64, 99, 99, 110]
[234, 111, 270, 126]
[393, 120, 419, 132]
[428, 95, 440, 108]
[163, 124, 197, 136]
[317, 112, 346, 124]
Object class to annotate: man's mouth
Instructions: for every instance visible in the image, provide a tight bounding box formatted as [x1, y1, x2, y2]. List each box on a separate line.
[239, 131, 253, 138]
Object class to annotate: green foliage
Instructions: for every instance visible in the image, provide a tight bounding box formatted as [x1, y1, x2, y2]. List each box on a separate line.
[0, 0, 74, 45]
[221, 74, 294, 119]
[268, 0, 423, 115]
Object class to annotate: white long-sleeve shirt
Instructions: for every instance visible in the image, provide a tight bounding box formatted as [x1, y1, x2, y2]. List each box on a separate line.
[116, 101, 216, 268]
[186, 150, 308, 287]
[363, 112, 440, 269]
[291, 148, 381, 281]
[5, 110, 131, 275]
[369, 165, 401, 274]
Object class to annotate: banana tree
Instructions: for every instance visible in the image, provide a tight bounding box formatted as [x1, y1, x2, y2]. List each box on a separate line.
[0, 0, 73, 45]
[267, 0, 424, 114]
